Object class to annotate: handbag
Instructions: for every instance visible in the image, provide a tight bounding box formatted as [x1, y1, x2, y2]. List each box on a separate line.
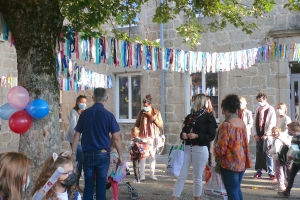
[155, 128, 165, 155]
[166, 142, 185, 177]
[112, 163, 127, 182]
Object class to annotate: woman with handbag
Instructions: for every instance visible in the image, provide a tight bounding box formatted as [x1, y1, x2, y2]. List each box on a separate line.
[214, 94, 252, 200]
[172, 93, 217, 200]
[135, 94, 163, 181]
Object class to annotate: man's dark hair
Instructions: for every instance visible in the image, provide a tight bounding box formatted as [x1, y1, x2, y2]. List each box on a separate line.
[94, 88, 107, 102]
[221, 94, 240, 114]
[256, 92, 267, 100]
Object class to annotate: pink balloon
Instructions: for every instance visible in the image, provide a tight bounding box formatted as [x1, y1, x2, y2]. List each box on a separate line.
[7, 86, 29, 109]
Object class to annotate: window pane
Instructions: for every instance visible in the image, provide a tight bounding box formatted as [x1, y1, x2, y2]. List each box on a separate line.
[119, 77, 129, 119]
[132, 75, 141, 119]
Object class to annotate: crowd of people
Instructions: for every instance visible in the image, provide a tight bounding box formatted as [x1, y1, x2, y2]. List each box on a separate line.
[1, 89, 300, 200]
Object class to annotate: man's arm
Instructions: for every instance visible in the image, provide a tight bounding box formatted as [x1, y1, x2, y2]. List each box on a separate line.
[71, 131, 81, 160]
[112, 132, 124, 165]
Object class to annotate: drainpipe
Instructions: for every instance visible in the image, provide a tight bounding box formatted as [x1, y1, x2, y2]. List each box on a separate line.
[160, 0, 165, 123]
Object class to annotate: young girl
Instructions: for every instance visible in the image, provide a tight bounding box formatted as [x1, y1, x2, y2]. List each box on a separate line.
[276, 102, 292, 143]
[268, 126, 286, 192]
[31, 152, 81, 200]
[107, 140, 119, 200]
[0, 151, 31, 200]
[127, 127, 144, 183]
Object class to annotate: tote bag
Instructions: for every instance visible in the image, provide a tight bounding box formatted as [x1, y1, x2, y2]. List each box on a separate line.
[166, 143, 185, 177]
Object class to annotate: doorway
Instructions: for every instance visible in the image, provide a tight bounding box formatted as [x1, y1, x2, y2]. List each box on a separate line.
[290, 63, 300, 121]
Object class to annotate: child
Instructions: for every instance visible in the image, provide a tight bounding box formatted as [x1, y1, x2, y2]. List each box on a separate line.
[278, 121, 300, 198]
[127, 127, 143, 183]
[0, 152, 31, 200]
[31, 152, 81, 200]
[107, 140, 119, 200]
[268, 126, 286, 192]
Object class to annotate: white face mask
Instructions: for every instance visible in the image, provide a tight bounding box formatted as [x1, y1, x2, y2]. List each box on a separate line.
[22, 176, 30, 191]
[205, 102, 208, 108]
[143, 106, 150, 112]
[277, 109, 285, 115]
[240, 102, 246, 110]
[258, 101, 266, 107]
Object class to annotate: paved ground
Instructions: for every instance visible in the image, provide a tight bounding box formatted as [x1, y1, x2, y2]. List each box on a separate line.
[78, 154, 300, 200]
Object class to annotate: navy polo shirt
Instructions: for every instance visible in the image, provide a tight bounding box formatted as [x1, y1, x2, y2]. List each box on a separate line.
[75, 103, 120, 152]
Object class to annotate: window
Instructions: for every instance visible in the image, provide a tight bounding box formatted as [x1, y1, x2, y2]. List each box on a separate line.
[116, 73, 141, 122]
[190, 72, 219, 120]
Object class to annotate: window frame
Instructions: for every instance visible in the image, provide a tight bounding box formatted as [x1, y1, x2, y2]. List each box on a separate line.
[115, 73, 141, 123]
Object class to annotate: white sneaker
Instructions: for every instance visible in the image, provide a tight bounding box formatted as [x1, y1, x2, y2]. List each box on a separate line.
[149, 175, 157, 181]
[140, 175, 145, 181]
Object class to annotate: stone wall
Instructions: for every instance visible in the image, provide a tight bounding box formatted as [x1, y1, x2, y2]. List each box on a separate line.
[0, 40, 19, 152]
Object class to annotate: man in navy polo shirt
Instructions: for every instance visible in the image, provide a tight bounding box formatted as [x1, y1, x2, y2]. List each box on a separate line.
[72, 87, 123, 200]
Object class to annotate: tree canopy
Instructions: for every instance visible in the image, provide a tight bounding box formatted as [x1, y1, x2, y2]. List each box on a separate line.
[60, 0, 279, 47]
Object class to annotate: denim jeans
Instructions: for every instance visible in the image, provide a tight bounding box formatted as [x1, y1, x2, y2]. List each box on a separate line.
[82, 150, 110, 200]
[221, 167, 245, 200]
[70, 143, 83, 186]
[266, 152, 274, 175]
[286, 162, 300, 194]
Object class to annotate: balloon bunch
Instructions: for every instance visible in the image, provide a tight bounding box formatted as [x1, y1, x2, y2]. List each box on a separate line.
[0, 86, 50, 134]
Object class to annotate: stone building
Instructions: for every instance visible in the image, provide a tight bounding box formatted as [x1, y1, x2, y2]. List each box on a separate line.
[1, 0, 300, 154]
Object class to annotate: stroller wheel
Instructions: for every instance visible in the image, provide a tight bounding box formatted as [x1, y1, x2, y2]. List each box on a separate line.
[130, 190, 139, 199]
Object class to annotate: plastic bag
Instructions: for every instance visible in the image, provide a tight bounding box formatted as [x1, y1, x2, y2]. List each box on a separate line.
[166, 143, 184, 177]
[204, 166, 228, 200]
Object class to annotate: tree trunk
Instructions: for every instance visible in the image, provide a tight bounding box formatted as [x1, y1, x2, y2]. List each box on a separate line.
[0, 0, 62, 197]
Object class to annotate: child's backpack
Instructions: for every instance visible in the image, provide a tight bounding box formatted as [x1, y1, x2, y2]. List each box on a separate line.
[277, 140, 289, 165]
[130, 142, 149, 160]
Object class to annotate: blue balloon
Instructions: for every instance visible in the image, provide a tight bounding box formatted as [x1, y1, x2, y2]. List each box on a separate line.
[0, 103, 21, 120]
[25, 99, 49, 119]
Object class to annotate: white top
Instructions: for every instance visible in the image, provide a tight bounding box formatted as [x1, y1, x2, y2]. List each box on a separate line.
[276, 115, 292, 134]
[269, 137, 283, 160]
[55, 190, 82, 200]
[64, 109, 80, 144]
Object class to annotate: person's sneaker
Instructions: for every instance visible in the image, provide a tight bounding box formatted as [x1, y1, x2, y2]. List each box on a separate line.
[269, 174, 276, 180]
[279, 186, 286, 192]
[278, 191, 290, 198]
[253, 173, 262, 179]
[149, 175, 158, 180]
[140, 175, 145, 181]
[126, 168, 131, 176]
[133, 179, 140, 184]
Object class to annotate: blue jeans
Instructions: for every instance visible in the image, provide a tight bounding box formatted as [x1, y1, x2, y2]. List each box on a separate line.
[70, 143, 82, 186]
[221, 167, 244, 200]
[266, 153, 274, 175]
[82, 150, 110, 200]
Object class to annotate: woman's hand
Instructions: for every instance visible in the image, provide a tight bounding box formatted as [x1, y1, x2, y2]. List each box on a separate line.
[182, 132, 188, 139]
[187, 133, 198, 139]
[254, 134, 260, 142]
[143, 110, 153, 118]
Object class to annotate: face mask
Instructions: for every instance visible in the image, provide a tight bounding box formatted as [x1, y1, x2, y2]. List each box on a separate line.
[205, 102, 208, 108]
[240, 103, 246, 110]
[22, 176, 30, 191]
[258, 101, 266, 107]
[78, 103, 86, 110]
[288, 131, 294, 136]
[277, 109, 284, 115]
[143, 106, 150, 112]
[60, 172, 76, 189]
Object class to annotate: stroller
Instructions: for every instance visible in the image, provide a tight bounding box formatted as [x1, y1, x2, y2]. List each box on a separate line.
[93, 165, 139, 200]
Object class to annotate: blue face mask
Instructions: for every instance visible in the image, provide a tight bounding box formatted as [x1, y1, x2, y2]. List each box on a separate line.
[143, 106, 150, 112]
[78, 103, 86, 110]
